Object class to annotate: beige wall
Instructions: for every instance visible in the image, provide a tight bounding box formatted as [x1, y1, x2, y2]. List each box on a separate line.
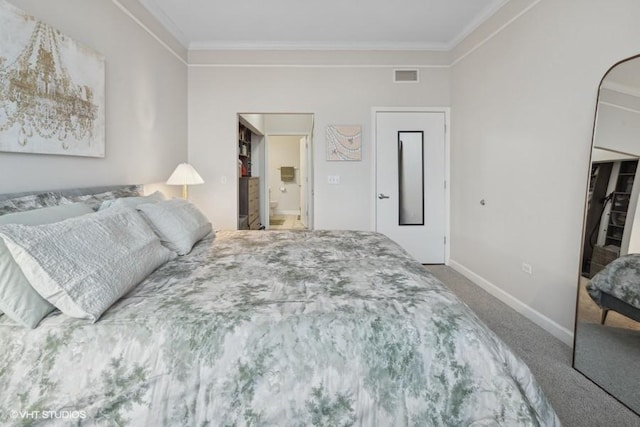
[450, 0, 640, 343]
[0, 0, 188, 194]
[188, 62, 450, 230]
[7, 0, 638, 344]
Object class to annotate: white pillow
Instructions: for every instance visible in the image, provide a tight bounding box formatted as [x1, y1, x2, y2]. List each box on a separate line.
[0, 202, 94, 328]
[99, 190, 165, 211]
[0, 207, 175, 322]
[137, 199, 212, 255]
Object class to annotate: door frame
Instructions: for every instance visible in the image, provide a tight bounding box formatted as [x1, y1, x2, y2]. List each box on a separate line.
[371, 107, 451, 264]
[264, 132, 314, 230]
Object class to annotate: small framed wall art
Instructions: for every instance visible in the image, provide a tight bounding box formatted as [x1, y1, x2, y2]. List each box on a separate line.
[326, 125, 362, 161]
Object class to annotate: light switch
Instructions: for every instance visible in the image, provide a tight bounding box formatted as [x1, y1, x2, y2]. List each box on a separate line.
[328, 175, 340, 185]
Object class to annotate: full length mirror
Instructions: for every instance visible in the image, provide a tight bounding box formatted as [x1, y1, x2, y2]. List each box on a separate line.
[574, 55, 640, 415]
[398, 131, 424, 226]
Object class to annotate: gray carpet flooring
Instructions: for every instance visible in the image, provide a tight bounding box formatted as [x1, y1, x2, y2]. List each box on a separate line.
[574, 323, 640, 414]
[425, 265, 640, 427]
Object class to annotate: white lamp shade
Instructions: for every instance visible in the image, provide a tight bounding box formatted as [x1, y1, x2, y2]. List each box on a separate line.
[166, 163, 204, 186]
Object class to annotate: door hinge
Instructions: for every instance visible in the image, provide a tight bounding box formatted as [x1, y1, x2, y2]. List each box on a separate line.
[444, 180, 447, 189]
[444, 236, 447, 245]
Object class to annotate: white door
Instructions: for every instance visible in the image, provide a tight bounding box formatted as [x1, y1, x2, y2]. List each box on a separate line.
[299, 136, 308, 227]
[375, 111, 446, 263]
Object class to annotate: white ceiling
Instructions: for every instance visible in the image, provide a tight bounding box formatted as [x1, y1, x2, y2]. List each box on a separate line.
[137, 0, 509, 50]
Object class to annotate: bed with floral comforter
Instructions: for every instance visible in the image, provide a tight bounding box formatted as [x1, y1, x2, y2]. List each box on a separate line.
[588, 254, 640, 311]
[587, 253, 640, 324]
[0, 229, 559, 426]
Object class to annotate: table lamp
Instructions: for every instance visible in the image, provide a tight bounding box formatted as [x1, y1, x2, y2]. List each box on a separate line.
[166, 163, 204, 199]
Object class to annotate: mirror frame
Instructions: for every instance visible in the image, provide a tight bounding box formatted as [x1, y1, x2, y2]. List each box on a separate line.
[572, 53, 640, 416]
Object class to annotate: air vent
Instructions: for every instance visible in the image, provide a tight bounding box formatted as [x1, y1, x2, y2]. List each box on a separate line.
[394, 69, 419, 83]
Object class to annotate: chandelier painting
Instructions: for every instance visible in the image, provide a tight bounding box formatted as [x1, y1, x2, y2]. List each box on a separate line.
[0, 0, 105, 157]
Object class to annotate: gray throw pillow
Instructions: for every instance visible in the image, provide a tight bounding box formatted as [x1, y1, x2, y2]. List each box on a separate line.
[137, 199, 212, 255]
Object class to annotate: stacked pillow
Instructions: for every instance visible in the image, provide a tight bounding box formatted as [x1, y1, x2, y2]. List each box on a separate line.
[0, 203, 94, 328]
[0, 207, 175, 322]
[0, 192, 212, 328]
[136, 199, 212, 255]
[100, 192, 213, 255]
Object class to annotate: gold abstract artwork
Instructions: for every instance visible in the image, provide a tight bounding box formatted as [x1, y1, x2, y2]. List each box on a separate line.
[0, 0, 105, 157]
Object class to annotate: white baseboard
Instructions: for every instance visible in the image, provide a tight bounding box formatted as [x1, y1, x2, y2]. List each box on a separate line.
[448, 259, 574, 346]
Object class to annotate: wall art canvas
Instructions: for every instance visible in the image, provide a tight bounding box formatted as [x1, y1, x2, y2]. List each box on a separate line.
[0, 0, 105, 157]
[326, 125, 362, 161]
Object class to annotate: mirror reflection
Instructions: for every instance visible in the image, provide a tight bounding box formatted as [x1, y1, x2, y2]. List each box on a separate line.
[398, 131, 424, 226]
[575, 55, 640, 415]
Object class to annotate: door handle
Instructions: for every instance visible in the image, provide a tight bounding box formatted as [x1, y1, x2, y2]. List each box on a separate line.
[378, 193, 390, 199]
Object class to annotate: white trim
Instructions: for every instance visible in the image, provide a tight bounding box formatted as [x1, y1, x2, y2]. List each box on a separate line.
[444, 112, 451, 264]
[450, 0, 543, 67]
[188, 63, 449, 69]
[599, 101, 640, 116]
[112, 0, 539, 70]
[111, 0, 187, 65]
[135, 0, 190, 47]
[601, 81, 640, 99]
[371, 106, 451, 265]
[445, 0, 510, 50]
[188, 41, 451, 52]
[449, 259, 574, 346]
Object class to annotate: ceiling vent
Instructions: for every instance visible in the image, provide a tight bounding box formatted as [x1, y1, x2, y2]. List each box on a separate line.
[394, 69, 419, 83]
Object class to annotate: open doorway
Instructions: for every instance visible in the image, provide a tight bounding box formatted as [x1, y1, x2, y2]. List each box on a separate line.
[267, 134, 308, 229]
[237, 113, 314, 231]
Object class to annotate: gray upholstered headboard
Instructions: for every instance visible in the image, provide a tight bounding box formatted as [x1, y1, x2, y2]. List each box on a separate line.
[0, 185, 143, 215]
[0, 185, 142, 202]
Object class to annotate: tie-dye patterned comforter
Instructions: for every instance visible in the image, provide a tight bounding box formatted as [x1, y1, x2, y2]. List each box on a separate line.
[0, 230, 560, 426]
[588, 253, 640, 310]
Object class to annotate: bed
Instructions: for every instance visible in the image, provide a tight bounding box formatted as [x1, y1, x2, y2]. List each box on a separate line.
[587, 254, 640, 325]
[0, 186, 560, 426]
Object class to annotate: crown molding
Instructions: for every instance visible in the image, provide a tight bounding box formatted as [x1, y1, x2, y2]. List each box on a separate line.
[115, 0, 541, 69]
[450, 0, 542, 66]
[134, 0, 190, 47]
[601, 81, 640, 99]
[188, 40, 451, 52]
[445, 0, 510, 50]
[188, 63, 450, 69]
[112, 0, 187, 65]
[598, 101, 640, 116]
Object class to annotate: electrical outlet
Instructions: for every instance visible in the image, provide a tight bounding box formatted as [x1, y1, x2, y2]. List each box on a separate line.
[328, 175, 340, 185]
[521, 263, 532, 274]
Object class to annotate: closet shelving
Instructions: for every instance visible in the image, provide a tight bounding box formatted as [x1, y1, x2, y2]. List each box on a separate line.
[238, 123, 252, 177]
[605, 160, 638, 247]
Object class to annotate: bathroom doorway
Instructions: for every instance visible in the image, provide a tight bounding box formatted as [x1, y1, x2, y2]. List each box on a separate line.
[267, 134, 309, 229]
[237, 113, 314, 231]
